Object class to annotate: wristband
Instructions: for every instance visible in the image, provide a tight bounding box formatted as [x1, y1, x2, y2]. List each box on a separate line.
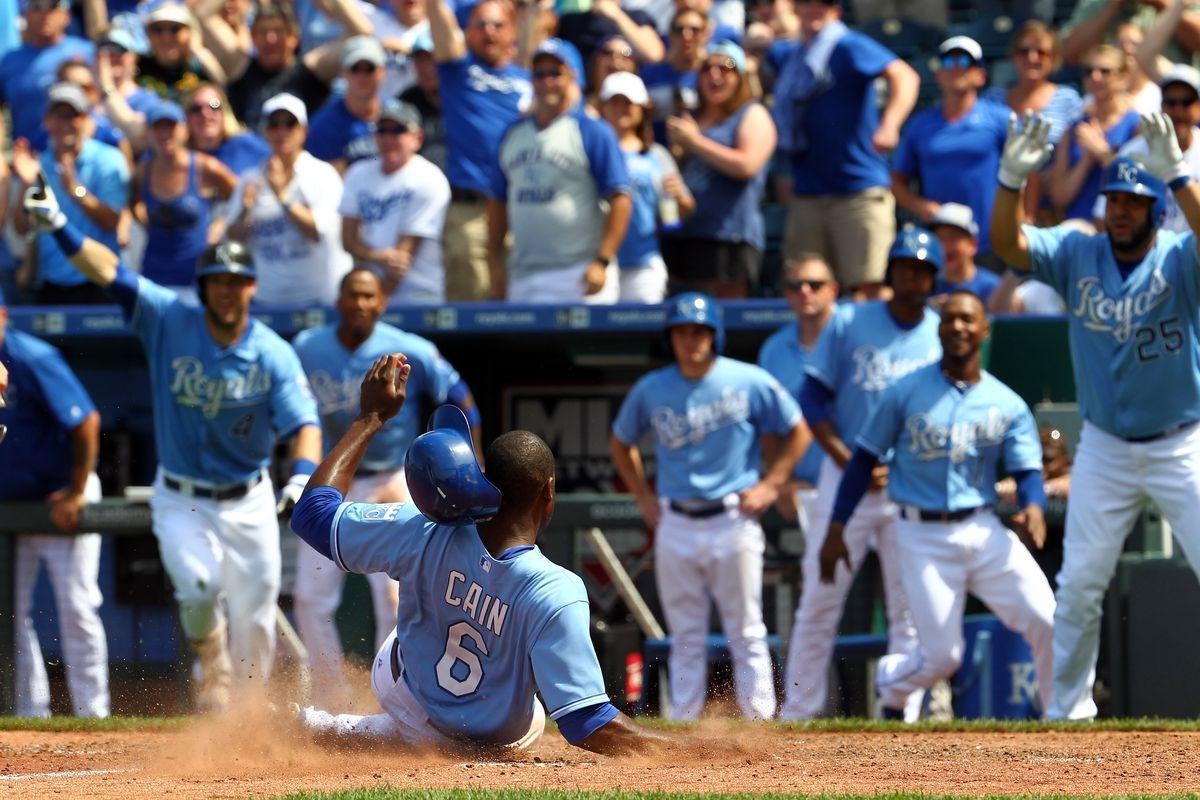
[291, 458, 318, 477]
[51, 221, 84, 255]
[1169, 174, 1193, 192]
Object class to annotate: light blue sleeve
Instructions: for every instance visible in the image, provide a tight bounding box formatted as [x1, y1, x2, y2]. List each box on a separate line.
[1023, 224, 1072, 299]
[579, 113, 631, 198]
[805, 306, 847, 390]
[530, 599, 610, 718]
[611, 378, 649, 444]
[129, 275, 185, 347]
[267, 340, 320, 438]
[1003, 400, 1043, 475]
[92, 145, 131, 210]
[753, 370, 801, 435]
[856, 383, 902, 457]
[330, 500, 426, 574]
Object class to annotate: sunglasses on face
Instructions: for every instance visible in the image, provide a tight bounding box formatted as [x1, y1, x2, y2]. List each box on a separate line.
[48, 106, 84, 121]
[533, 67, 566, 80]
[1163, 96, 1199, 108]
[783, 278, 828, 292]
[149, 23, 186, 35]
[671, 23, 704, 35]
[265, 115, 299, 129]
[939, 53, 976, 70]
[1015, 44, 1049, 58]
[375, 125, 411, 135]
[471, 18, 507, 30]
[188, 98, 222, 114]
[349, 61, 379, 74]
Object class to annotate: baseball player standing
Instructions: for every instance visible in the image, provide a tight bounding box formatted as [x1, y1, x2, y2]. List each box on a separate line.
[290, 357, 673, 754]
[781, 227, 943, 721]
[757, 253, 839, 529]
[820, 291, 1056, 717]
[24, 184, 321, 714]
[0, 285, 108, 718]
[291, 267, 481, 703]
[992, 110, 1200, 720]
[610, 293, 807, 721]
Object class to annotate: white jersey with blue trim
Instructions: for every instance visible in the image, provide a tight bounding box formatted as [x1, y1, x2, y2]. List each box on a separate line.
[611, 356, 801, 500]
[130, 277, 318, 483]
[1025, 224, 1200, 440]
[329, 500, 609, 744]
[857, 364, 1042, 511]
[292, 322, 460, 472]
[805, 300, 941, 441]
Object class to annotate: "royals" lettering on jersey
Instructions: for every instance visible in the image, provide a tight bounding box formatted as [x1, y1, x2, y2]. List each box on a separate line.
[170, 357, 274, 419]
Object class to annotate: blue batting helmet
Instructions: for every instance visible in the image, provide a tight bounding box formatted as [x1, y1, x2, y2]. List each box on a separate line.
[405, 405, 501, 525]
[1101, 157, 1167, 223]
[888, 224, 944, 276]
[664, 292, 725, 354]
[197, 241, 257, 280]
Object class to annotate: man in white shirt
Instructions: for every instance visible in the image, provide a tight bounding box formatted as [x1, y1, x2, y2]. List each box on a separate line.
[340, 99, 451, 304]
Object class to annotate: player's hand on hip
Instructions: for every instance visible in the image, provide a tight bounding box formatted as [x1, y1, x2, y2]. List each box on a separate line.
[22, 173, 68, 233]
[635, 491, 660, 530]
[869, 463, 889, 492]
[1012, 504, 1047, 550]
[359, 353, 411, 423]
[738, 481, 778, 517]
[46, 487, 86, 532]
[998, 111, 1053, 190]
[818, 522, 851, 584]
[1137, 111, 1190, 183]
[584, 260, 607, 294]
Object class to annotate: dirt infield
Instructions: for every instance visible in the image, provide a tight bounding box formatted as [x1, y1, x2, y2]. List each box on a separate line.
[4, 718, 1200, 798]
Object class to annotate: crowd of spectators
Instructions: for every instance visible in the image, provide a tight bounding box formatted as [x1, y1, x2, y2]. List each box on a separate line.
[0, 0, 1198, 308]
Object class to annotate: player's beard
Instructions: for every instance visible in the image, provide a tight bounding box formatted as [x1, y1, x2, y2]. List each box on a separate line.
[1108, 215, 1156, 256]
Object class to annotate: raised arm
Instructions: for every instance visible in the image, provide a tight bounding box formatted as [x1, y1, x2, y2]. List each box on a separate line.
[992, 113, 1054, 271]
[426, 0, 467, 62]
[1138, 111, 1200, 252]
[1135, 0, 1184, 83]
[23, 180, 121, 285]
[1061, 0, 1124, 66]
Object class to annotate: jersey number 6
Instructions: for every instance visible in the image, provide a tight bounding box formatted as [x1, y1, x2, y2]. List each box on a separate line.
[436, 621, 487, 696]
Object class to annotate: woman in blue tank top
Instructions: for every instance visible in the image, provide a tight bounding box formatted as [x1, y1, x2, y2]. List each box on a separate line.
[136, 101, 237, 288]
[661, 41, 776, 298]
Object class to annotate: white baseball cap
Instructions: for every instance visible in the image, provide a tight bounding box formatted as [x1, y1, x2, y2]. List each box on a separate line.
[147, 2, 194, 27]
[939, 35, 983, 64]
[1161, 63, 1200, 96]
[599, 71, 649, 106]
[261, 92, 308, 126]
[929, 202, 979, 238]
[341, 35, 386, 70]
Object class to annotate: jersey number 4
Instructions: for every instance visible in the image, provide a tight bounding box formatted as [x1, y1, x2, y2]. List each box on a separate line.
[436, 621, 487, 696]
[1134, 316, 1184, 363]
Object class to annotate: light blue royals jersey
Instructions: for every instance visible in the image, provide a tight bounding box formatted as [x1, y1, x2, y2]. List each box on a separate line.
[612, 356, 801, 500]
[329, 500, 608, 744]
[857, 364, 1042, 511]
[1026, 224, 1200, 440]
[130, 277, 319, 483]
[806, 300, 941, 441]
[758, 321, 824, 484]
[292, 323, 461, 472]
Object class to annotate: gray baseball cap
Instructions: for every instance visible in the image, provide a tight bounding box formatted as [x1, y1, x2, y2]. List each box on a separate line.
[376, 99, 422, 130]
[46, 81, 89, 114]
[342, 35, 386, 70]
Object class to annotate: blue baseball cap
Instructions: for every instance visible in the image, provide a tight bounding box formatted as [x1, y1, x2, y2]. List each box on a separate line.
[147, 100, 186, 126]
[533, 37, 585, 87]
[706, 40, 746, 73]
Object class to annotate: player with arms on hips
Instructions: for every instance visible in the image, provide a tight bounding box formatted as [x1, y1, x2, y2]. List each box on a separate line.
[610, 293, 808, 721]
[821, 290, 1057, 717]
[992, 109, 1200, 720]
[780, 229, 942, 721]
[23, 182, 322, 714]
[288, 357, 671, 754]
[290, 267, 482, 703]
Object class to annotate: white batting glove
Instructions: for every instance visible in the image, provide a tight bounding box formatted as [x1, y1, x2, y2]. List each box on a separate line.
[1137, 111, 1190, 184]
[998, 111, 1054, 191]
[276, 474, 308, 517]
[22, 181, 67, 232]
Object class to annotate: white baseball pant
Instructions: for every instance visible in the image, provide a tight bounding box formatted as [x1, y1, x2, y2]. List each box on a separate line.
[294, 470, 406, 693]
[1048, 421, 1200, 720]
[780, 458, 919, 720]
[654, 495, 776, 721]
[875, 508, 1056, 714]
[14, 473, 108, 718]
[150, 467, 281, 684]
[617, 255, 668, 303]
[298, 629, 545, 749]
[507, 259, 619, 304]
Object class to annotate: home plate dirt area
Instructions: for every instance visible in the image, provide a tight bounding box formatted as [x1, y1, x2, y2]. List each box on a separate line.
[3, 719, 1200, 798]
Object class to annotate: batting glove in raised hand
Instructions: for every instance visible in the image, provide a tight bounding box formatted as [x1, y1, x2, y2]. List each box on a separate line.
[998, 111, 1054, 191]
[276, 474, 308, 517]
[22, 179, 67, 233]
[1137, 111, 1190, 184]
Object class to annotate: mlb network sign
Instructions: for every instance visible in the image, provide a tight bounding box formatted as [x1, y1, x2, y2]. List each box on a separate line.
[504, 387, 650, 493]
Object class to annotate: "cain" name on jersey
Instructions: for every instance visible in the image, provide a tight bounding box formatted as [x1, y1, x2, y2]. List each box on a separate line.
[444, 571, 509, 636]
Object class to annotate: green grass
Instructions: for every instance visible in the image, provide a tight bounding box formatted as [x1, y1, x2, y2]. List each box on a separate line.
[0, 715, 190, 732]
[265, 790, 1200, 800]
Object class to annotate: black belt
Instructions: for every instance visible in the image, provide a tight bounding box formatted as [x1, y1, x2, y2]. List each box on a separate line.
[1122, 419, 1200, 443]
[163, 472, 263, 501]
[668, 500, 727, 519]
[390, 636, 402, 682]
[450, 186, 487, 203]
[900, 505, 982, 523]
